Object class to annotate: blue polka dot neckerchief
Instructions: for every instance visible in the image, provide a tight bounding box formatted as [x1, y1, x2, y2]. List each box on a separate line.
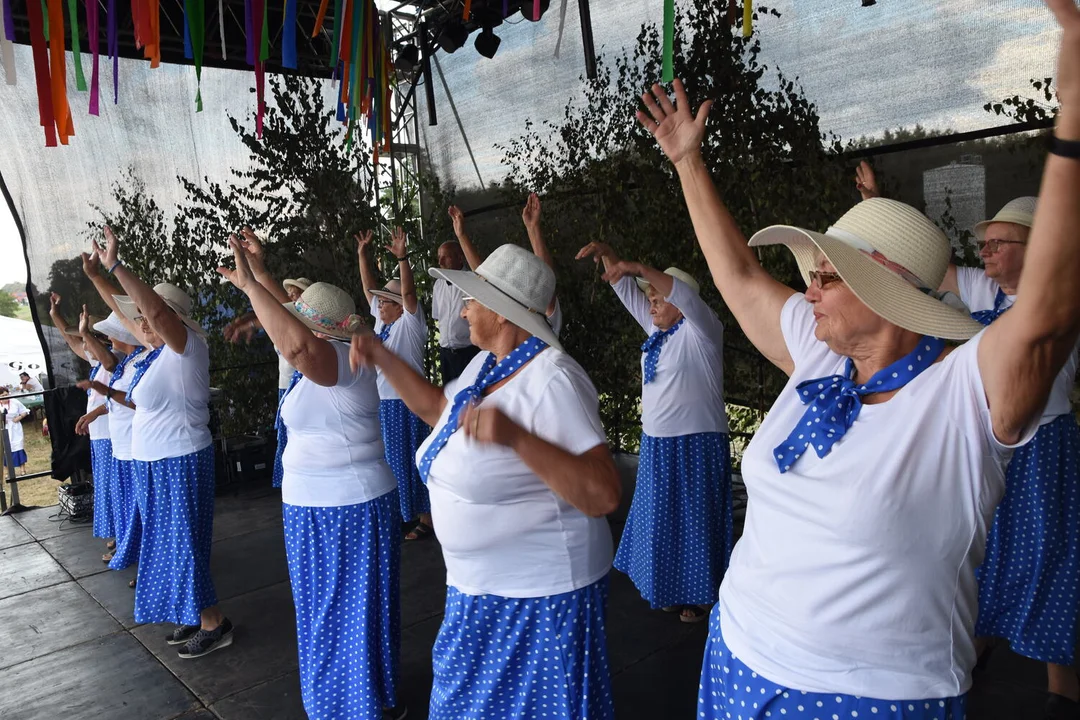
[276, 370, 303, 432]
[105, 351, 140, 411]
[126, 345, 165, 398]
[773, 336, 946, 473]
[417, 335, 548, 483]
[378, 321, 394, 342]
[971, 288, 1010, 327]
[640, 318, 685, 385]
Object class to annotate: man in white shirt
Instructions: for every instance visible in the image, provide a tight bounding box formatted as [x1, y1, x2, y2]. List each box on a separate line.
[17, 372, 43, 405]
[431, 242, 480, 383]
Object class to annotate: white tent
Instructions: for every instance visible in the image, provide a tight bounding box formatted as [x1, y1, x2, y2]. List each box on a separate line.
[0, 316, 48, 390]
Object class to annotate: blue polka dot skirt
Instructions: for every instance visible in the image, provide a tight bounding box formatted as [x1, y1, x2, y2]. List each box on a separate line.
[132, 446, 217, 626]
[91, 438, 115, 539]
[614, 432, 734, 609]
[429, 575, 615, 720]
[272, 388, 287, 489]
[107, 457, 141, 570]
[698, 605, 967, 720]
[976, 413, 1080, 665]
[283, 491, 401, 720]
[379, 399, 431, 522]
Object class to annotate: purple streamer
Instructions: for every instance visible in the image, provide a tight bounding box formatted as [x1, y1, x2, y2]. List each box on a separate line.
[108, 0, 118, 104]
[244, 0, 254, 65]
[2, 0, 15, 43]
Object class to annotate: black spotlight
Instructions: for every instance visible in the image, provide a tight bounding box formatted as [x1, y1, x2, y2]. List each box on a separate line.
[437, 23, 468, 53]
[395, 44, 420, 74]
[474, 28, 501, 59]
[520, 0, 551, 22]
[861, 0, 876, 5]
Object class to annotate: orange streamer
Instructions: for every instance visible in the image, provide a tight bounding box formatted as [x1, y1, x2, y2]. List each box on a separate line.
[46, 0, 73, 143]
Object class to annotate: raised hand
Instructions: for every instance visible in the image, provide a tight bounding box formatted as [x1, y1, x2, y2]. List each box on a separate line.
[448, 206, 467, 237]
[240, 227, 266, 260]
[636, 79, 713, 167]
[81, 250, 102, 278]
[601, 259, 644, 285]
[223, 317, 257, 344]
[349, 333, 383, 373]
[216, 236, 256, 293]
[355, 230, 374, 255]
[575, 241, 619, 265]
[855, 161, 880, 200]
[49, 292, 61, 312]
[98, 226, 120, 268]
[387, 227, 408, 260]
[522, 193, 541, 229]
[459, 401, 521, 448]
[78, 305, 91, 335]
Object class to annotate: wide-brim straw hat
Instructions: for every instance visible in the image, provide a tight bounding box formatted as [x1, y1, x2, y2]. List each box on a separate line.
[748, 197, 984, 341]
[114, 283, 206, 336]
[973, 196, 1037, 240]
[370, 278, 404, 305]
[283, 277, 313, 293]
[636, 267, 700, 296]
[285, 282, 369, 341]
[430, 244, 561, 351]
[93, 312, 139, 345]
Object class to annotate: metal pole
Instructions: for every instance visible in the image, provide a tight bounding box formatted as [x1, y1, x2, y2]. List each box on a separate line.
[420, 20, 437, 126]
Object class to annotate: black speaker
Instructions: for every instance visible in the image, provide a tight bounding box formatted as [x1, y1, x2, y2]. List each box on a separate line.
[219, 435, 273, 489]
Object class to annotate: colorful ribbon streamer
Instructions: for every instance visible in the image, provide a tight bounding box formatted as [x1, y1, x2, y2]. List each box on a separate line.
[743, 0, 752, 38]
[1, 0, 15, 85]
[282, 0, 297, 68]
[67, 0, 86, 90]
[108, 0, 118, 103]
[252, 0, 266, 135]
[46, 0, 74, 143]
[85, 0, 99, 113]
[184, 0, 205, 110]
[661, 0, 673, 82]
[26, 0, 57, 145]
[218, 0, 226, 59]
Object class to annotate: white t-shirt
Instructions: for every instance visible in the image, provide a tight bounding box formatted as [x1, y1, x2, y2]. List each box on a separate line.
[277, 351, 296, 391]
[19, 378, 43, 404]
[280, 341, 397, 507]
[370, 296, 428, 401]
[957, 266, 1078, 424]
[613, 277, 729, 436]
[84, 352, 114, 441]
[431, 278, 472, 349]
[107, 349, 145, 461]
[417, 347, 613, 598]
[2, 399, 28, 452]
[548, 297, 564, 337]
[130, 329, 213, 462]
[718, 294, 1033, 700]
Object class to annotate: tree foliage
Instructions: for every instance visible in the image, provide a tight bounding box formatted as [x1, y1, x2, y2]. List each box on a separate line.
[0, 291, 18, 317]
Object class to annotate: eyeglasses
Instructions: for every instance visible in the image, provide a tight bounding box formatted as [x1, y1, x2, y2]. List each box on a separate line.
[977, 239, 1026, 254]
[808, 270, 843, 289]
[461, 296, 475, 308]
[376, 298, 401, 307]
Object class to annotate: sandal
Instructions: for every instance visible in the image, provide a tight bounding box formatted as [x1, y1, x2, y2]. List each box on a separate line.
[680, 605, 711, 624]
[405, 521, 434, 542]
[102, 552, 114, 564]
[661, 605, 682, 614]
[128, 579, 136, 589]
[106, 540, 116, 551]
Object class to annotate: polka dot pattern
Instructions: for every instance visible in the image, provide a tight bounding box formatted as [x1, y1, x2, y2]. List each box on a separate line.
[379, 399, 432, 522]
[283, 491, 401, 720]
[107, 457, 142, 570]
[970, 289, 1008, 327]
[615, 431, 734, 608]
[641, 318, 685, 384]
[272, 387, 288, 489]
[91, 438, 116, 539]
[976, 414, 1080, 665]
[429, 576, 614, 720]
[774, 338, 944, 473]
[132, 446, 218, 626]
[697, 606, 967, 720]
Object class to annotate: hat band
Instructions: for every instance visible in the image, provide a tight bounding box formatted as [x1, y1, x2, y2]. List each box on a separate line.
[827, 225, 933, 292]
[294, 299, 358, 332]
[475, 273, 545, 315]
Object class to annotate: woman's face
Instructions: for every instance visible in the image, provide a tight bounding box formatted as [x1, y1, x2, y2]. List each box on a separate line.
[136, 309, 165, 348]
[461, 298, 501, 350]
[378, 298, 404, 326]
[804, 258, 884, 352]
[646, 287, 683, 331]
[286, 286, 303, 302]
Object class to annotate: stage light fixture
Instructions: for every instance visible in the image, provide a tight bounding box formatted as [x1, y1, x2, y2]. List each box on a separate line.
[395, 44, 420, 74]
[474, 28, 501, 59]
[437, 23, 468, 53]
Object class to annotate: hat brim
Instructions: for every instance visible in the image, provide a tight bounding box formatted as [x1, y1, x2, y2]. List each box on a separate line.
[429, 268, 563, 352]
[370, 290, 404, 304]
[93, 318, 139, 346]
[114, 295, 206, 337]
[972, 212, 1034, 241]
[748, 226, 984, 341]
[283, 279, 311, 292]
[283, 302, 368, 341]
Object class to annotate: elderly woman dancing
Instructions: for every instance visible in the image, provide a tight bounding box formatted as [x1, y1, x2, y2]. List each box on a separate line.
[633, 2, 1080, 718]
[219, 236, 403, 720]
[350, 244, 621, 720]
[96, 227, 232, 659]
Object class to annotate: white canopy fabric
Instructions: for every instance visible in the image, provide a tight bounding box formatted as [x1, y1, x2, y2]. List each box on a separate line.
[0, 315, 48, 389]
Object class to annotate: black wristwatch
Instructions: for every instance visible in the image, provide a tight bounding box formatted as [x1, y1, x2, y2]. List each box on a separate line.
[1049, 135, 1080, 159]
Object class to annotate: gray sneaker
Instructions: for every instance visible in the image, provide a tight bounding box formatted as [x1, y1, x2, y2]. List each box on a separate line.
[165, 625, 200, 646]
[177, 618, 234, 659]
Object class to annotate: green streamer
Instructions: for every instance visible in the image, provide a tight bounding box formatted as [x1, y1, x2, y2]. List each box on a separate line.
[328, 0, 343, 66]
[662, 0, 674, 83]
[41, 0, 50, 40]
[68, 0, 86, 91]
[185, 0, 206, 111]
[260, 0, 269, 61]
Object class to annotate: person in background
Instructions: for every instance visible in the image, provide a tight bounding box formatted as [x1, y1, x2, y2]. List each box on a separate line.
[17, 372, 43, 405]
[0, 386, 30, 474]
[96, 227, 233, 659]
[357, 227, 432, 539]
[350, 243, 620, 720]
[430, 240, 479, 383]
[577, 242, 733, 624]
[448, 193, 564, 336]
[220, 235, 405, 720]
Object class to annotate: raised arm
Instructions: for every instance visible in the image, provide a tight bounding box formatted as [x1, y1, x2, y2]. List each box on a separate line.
[240, 228, 291, 304]
[223, 311, 261, 345]
[576, 242, 653, 331]
[356, 230, 379, 306]
[639, 80, 797, 374]
[448, 206, 484, 270]
[48, 293, 87, 358]
[386, 227, 419, 315]
[350, 334, 446, 426]
[522, 193, 558, 315]
[78, 305, 118, 372]
[97, 227, 188, 354]
[81, 250, 146, 344]
[218, 237, 341, 387]
[978, 0, 1080, 444]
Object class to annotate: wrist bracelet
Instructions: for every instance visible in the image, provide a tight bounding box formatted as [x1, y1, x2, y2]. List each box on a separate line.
[1049, 135, 1080, 159]
[107, 260, 122, 274]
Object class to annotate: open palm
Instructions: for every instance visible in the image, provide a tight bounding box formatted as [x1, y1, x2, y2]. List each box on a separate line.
[636, 79, 713, 166]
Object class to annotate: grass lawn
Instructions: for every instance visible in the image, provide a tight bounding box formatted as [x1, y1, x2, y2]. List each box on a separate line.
[6, 416, 59, 508]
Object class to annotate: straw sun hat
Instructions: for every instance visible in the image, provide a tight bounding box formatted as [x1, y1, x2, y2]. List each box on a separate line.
[370, 279, 404, 305]
[973, 196, 1037, 240]
[114, 283, 206, 336]
[282, 277, 313, 293]
[93, 312, 139, 345]
[285, 282, 368, 341]
[636, 267, 700, 296]
[748, 197, 984, 341]
[430, 244, 561, 351]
